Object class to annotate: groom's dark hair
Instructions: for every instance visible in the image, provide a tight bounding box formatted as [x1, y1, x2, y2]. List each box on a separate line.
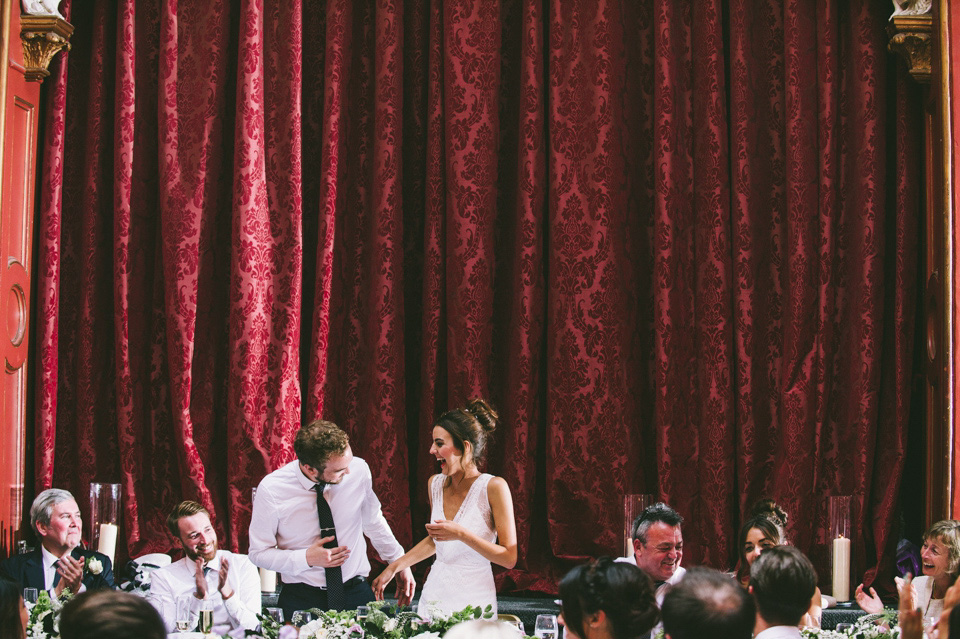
[295, 420, 350, 470]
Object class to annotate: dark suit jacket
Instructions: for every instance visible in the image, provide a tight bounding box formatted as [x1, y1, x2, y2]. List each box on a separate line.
[0, 546, 115, 592]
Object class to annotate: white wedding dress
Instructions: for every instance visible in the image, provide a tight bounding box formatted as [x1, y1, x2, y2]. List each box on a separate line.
[416, 473, 498, 616]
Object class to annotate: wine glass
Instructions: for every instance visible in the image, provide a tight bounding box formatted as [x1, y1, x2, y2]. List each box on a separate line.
[175, 594, 194, 633]
[198, 598, 214, 634]
[535, 614, 558, 639]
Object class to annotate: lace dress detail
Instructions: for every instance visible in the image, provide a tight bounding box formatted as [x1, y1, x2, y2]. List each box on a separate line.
[416, 473, 497, 615]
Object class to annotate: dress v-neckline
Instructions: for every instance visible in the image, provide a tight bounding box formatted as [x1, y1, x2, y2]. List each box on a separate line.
[442, 473, 484, 522]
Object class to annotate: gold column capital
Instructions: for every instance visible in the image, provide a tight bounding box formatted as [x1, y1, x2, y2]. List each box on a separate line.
[888, 9, 933, 84]
[19, 14, 73, 83]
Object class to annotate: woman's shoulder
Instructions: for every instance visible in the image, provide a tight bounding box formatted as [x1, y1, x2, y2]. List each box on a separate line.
[484, 475, 511, 497]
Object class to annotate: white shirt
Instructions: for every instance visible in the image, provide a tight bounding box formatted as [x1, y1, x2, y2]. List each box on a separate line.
[248, 457, 405, 587]
[40, 545, 86, 594]
[615, 553, 687, 604]
[755, 626, 803, 639]
[148, 550, 261, 639]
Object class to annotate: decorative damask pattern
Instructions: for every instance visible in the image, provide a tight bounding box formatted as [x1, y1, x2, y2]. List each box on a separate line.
[33, 0, 917, 593]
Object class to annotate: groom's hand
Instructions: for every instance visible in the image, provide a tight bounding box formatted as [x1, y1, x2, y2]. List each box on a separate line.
[395, 568, 415, 607]
[306, 536, 350, 567]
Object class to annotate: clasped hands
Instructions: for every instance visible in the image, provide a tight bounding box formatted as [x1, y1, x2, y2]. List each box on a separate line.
[53, 555, 84, 597]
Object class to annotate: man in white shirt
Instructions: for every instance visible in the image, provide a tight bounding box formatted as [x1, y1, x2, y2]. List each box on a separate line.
[750, 546, 818, 639]
[149, 501, 260, 638]
[617, 502, 686, 604]
[0, 489, 115, 595]
[661, 567, 754, 639]
[249, 419, 415, 617]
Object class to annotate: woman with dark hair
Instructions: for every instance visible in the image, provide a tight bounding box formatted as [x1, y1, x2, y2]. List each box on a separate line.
[0, 575, 27, 639]
[373, 399, 517, 615]
[558, 557, 659, 639]
[857, 519, 960, 622]
[59, 590, 165, 639]
[734, 499, 822, 627]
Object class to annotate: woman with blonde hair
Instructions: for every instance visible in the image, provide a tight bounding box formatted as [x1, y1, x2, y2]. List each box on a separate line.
[857, 519, 960, 621]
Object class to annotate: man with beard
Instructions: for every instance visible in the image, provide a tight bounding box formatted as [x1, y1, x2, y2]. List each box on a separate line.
[249, 420, 415, 617]
[148, 501, 260, 638]
[0, 489, 115, 595]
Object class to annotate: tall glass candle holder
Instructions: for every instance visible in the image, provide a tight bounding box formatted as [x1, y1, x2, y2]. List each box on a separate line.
[252, 486, 277, 592]
[623, 494, 654, 557]
[89, 483, 121, 564]
[829, 495, 852, 602]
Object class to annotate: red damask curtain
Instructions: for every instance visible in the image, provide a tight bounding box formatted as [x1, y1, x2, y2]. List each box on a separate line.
[32, 0, 920, 592]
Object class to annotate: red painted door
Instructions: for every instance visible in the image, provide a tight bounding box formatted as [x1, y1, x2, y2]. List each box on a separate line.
[0, 0, 40, 557]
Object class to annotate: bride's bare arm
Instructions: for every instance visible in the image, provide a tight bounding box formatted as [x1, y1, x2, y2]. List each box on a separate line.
[372, 476, 439, 601]
[424, 476, 517, 569]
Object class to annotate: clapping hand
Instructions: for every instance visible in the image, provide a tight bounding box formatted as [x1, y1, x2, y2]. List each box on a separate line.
[854, 582, 884, 614]
[898, 574, 923, 639]
[54, 555, 84, 596]
[193, 558, 209, 598]
[218, 556, 234, 599]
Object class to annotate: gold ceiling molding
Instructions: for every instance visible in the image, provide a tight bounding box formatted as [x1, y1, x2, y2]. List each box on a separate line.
[19, 14, 73, 83]
[888, 1, 933, 84]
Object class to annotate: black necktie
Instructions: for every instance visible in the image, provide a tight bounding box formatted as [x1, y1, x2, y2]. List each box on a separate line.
[314, 482, 345, 609]
[52, 560, 60, 587]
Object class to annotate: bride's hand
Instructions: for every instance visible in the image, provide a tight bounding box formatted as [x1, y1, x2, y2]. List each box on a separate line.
[425, 519, 465, 542]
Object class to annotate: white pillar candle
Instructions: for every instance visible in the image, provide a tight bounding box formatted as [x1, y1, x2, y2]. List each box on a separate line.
[832, 535, 851, 601]
[259, 567, 276, 592]
[97, 523, 118, 564]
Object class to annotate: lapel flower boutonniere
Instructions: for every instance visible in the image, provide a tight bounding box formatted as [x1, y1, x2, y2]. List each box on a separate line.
[85, 556, 103, 575]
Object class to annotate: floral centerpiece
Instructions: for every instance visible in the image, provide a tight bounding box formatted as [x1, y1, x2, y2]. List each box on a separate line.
[26, 590, 71, 639]
[801, 610, 901, 639]
[251, 601, 532, 639]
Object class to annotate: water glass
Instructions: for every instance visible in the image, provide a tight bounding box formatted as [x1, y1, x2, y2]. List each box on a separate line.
[175, 594, 194, 632]
[535, 614, 558, 639]
[265, 607, 285, 624]
[293, 610, 317, 626]
[356, 605, 369, 620]
[22, 588, 38, 605]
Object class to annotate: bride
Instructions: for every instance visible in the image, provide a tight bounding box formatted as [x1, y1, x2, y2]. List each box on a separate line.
[372, 399, 517, 615]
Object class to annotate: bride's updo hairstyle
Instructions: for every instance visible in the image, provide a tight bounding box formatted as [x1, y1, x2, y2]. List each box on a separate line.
[736, 498, 789, 583]
[435, 398, 498, 467]
[559, 557, 659, 639]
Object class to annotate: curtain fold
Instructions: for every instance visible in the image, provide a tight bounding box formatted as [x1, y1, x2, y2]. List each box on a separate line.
[33, 0, 920, 591]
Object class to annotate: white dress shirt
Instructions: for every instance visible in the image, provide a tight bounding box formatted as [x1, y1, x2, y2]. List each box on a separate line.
[248, 457, 405, 587]
[40, 545, 86, 594]
[148, 550, 261, 639]
[755, 626, 803, 639]
[615, 553, 687, 604]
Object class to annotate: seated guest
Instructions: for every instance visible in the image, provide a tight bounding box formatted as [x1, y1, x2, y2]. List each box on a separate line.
[750, 546, 818, 639]
[735, 499, 822, 627]
[661, 567, 755, 639]
[856, 519, 960, 621]
[0, 575, 28, 639]
[148, 500, 260, 638]
[618, 502, 685, 603]
[59, 590, 165, 639]
[0, 489, 115, 596]
[559, 557, 659, 639]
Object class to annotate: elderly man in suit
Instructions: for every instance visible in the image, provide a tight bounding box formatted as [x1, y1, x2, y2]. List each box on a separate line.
[0, 489, 115, 596]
